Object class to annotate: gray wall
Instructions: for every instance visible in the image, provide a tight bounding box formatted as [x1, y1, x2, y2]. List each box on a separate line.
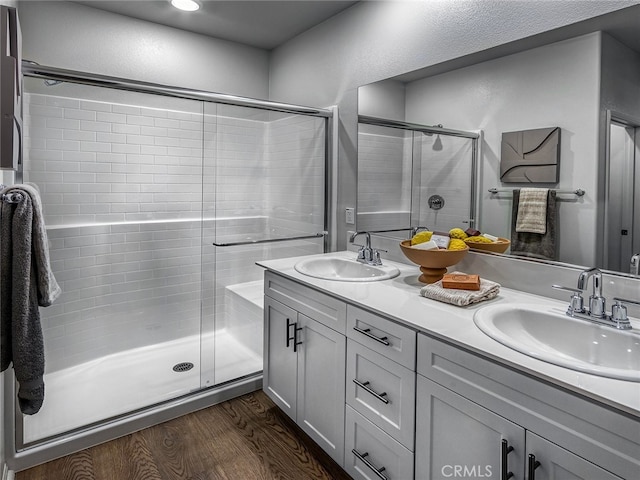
[17, 1, 270, 99]
[268, 0, 640, 249]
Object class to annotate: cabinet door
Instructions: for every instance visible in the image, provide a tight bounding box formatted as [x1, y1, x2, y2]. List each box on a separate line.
[525, 432, 623, 480]
[263, 296, 298, 420]
[416, 375, 526, 480]
[297, 314, 346, 466]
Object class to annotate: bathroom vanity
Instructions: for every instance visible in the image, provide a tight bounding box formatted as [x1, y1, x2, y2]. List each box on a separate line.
[259, 252, 640, 480]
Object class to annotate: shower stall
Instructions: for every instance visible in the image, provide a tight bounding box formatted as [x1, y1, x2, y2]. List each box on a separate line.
[5, 63, 331, 468]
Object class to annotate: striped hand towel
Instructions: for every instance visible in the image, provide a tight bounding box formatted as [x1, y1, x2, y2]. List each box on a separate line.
[515, 188, 549, 234]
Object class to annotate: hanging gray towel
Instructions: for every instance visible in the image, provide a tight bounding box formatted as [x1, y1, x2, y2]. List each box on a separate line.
[510, 189, 558, 261]
[1, 183, 61, 415]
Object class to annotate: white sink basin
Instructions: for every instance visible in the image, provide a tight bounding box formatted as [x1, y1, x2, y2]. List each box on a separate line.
[473, 303, 640, 381]
[294, 256, 400, 282]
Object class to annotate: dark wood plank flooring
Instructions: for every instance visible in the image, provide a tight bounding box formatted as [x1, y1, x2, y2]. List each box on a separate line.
[16, 390, 352, 480]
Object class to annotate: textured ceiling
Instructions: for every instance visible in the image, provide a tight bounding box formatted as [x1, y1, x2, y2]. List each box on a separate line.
[72, 0, 359, 50]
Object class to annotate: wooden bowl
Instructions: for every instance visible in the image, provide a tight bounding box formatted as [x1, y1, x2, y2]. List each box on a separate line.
[399, 240, 469, 284]
[465, 237, 511, 254]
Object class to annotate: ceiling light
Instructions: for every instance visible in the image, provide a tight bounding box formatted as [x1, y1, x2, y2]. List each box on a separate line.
[171, 0, 200, 12]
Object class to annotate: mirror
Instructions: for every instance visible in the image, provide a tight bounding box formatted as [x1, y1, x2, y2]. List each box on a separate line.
[356, 4, 640, 276]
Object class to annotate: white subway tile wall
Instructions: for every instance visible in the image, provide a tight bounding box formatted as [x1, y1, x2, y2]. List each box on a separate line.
[357, 125, 412, 231]
[24, 92, 325, 376]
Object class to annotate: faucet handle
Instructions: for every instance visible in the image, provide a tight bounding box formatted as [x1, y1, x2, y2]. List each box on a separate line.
[611, 297, 640, 322]
[610, 297, 637, 330]
[371, 248, 387, 265]
[552, 285, 585, 314]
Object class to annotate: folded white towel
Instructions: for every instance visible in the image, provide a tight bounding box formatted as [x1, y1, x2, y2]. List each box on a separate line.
[515, 188, 549, 234]
[420, 271, 500, 306]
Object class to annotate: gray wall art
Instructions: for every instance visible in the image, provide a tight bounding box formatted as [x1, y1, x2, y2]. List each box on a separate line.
[500, 127, 560, 183]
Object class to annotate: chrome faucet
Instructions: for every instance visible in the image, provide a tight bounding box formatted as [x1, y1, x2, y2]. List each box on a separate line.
[576, 267, 606, 318]
[349, 231, 385, 266]
[553, 267, 636, 330]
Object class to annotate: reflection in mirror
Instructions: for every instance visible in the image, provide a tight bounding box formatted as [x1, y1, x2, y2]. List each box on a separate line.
[357, 116, 479, 237]
[604, 114, 640, 272]
[356, 6, 640, 276]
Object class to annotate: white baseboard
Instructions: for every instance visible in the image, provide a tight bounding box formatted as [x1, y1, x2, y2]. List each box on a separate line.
[2, 463, 15, 480]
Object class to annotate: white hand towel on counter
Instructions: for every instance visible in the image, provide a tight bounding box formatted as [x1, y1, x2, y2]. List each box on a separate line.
[515, 187, 549, 234]
[419, 272, 501, 307]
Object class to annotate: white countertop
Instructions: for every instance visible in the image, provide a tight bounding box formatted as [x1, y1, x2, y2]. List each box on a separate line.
[258, 251, 640, 417]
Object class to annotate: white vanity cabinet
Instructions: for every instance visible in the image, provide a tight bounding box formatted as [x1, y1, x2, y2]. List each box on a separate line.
[416, 333, 636, 480]
[263, 272, 347, 466]
[260, 264, 639, 480]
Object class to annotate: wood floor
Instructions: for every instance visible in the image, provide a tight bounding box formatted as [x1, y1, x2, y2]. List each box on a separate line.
[16, 390, 353, 480]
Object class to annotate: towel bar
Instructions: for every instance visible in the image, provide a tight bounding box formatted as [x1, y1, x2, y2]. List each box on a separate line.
[1, 192, 24, 203]
[488, 188, 585, 197]
[0, 184, 24, 203]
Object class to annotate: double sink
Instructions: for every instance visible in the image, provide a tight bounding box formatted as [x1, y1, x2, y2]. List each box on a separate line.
[293, 255, 640, 382]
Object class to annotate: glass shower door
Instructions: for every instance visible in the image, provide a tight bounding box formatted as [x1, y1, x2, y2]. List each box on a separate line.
[18, 76, 329, 448]
[20, 80, 205, 444]
[202, 104, 326, 387]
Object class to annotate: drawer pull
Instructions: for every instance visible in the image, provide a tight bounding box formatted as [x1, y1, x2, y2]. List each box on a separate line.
[353, 379, 390, 404]
[352, 449, 388, 480]
[527, 454, 541, 480]
[501, 439, 514, 480]
[353, 326, 390, 346]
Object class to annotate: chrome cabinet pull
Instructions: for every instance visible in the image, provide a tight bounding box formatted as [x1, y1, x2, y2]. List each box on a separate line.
[528, 454, 541, 480]
[501, 439, 514, 480]
[353, 379, 389, 404]
[353, 326, 390, 346]
[352, 449, 388, 480]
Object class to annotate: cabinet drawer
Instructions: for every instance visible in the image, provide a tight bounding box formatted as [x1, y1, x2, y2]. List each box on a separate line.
[346, 340, 415, 450]
[347, 305, 416, 369]
[264, 271, 346, 334]
[345, 405, 414, 480]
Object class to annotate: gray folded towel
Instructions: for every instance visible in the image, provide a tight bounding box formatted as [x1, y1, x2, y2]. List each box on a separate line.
[510, 189, 558, 260]
[420, 272, 501, 306]
[1, 183, 60, 415]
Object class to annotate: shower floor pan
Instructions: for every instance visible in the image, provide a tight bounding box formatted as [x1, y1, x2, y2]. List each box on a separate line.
[22, 330, 262, 444]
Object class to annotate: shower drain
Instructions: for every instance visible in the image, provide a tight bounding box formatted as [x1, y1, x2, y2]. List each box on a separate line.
[173, 362, 194, 373]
